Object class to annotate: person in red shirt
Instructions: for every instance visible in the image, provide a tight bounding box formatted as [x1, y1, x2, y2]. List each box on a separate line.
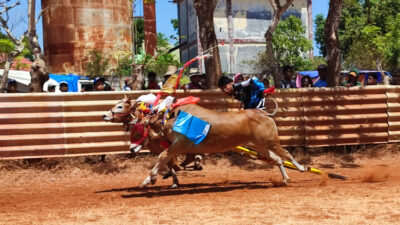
[147, 71, 160, 89]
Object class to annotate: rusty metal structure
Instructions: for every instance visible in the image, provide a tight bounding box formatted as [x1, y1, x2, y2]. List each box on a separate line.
[143, 0, 157, 56]
[41, 0, 133, 75]
[175, 0, 312, 74]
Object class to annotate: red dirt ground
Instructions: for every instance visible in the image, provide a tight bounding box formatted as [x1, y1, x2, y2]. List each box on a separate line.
[1, 145, 400, 224]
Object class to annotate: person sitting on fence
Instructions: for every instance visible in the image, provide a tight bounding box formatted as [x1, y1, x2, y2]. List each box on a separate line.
[218, 75, 266, 110]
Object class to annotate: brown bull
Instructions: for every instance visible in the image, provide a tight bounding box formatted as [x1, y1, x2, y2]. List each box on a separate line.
[104, 97, 308, 188]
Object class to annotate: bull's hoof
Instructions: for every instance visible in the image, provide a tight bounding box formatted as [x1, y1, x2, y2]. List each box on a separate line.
[163, 171, 172, 179]
[194, 165, 203, 171]
[150, 176, 157, 185]
[170, 183, 178, 189]
[129, 144, 142, 154]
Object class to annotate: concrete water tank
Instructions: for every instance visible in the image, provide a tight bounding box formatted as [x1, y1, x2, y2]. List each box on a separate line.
[41, 0, 133, 75]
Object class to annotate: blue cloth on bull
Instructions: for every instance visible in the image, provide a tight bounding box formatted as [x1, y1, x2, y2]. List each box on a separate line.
[172, 110, 211, 145]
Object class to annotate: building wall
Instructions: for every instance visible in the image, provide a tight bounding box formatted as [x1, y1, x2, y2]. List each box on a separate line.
[41, 0, 133, 75]
[178, 0, 310, 74]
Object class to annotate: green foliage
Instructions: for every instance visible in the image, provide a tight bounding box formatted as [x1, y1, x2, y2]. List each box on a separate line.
[270, 15, 312, 70]
[0, 38, 14, 53]
[86, 50, 109, 78]
[316, 0, 400, 71]
[0, 34, 33, 61]
[314, 14, 326, 57]
[134, 32, 181, 76]
[243, 16, 314, 73]
[133, 18, 144, 53]
[170, 18, 179, 46]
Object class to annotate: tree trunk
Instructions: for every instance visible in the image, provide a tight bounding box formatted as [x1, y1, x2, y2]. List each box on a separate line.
[325, 0, 343, 87]
[28, 0, 49, 92]
[194, 0, 221, 89]
[264, 0, 294, 86]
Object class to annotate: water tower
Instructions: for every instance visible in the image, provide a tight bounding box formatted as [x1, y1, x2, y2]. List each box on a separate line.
[41, 0, 133, 75]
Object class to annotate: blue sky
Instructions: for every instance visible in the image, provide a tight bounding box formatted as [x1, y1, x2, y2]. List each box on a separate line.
[8, 0, 329, 56]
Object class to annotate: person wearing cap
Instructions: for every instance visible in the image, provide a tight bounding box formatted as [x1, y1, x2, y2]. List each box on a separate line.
[218, 75, 266, 109]
[343, 68, 361, 87]
[147, 71, 160, 89]
[184, 68, 206, 90]
[6, 79, 18, 93]
[93, 77, 105, 91]
[48, 84, 56, 92]
[314, 64, 328, 87]
[59, 81, 69, 92]
[163, 65, 177, 85]
[279, 65, 296, 88]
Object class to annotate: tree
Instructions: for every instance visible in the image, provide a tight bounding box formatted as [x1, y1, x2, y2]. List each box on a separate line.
[244, 15, 314, 74]
[0, 0, 25, 93]
[271, 15, 313, 70]
[86, 50, 110, 78]
[325, 0, 343, 87]
[28, 0, 49, 92]
[264, 0, 294, 86]
[194, 0, 222, 89]
[316, 0, 400, 71]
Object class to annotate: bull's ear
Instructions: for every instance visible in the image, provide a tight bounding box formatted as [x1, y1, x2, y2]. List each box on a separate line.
[130, 100, 139, 107]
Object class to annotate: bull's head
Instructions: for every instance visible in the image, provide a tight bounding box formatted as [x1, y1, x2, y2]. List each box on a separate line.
[103, 96, 140, 124]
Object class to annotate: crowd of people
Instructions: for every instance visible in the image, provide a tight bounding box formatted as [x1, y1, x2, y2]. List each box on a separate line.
[3, 64, 400, 93]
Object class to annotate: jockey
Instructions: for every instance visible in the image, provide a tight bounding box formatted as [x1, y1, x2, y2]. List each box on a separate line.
[218, 75, 266, 109]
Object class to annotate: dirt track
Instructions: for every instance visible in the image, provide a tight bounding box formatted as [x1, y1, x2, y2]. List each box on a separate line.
[1, 147, 400, 224]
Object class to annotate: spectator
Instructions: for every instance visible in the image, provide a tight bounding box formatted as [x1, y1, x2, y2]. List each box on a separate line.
[366, 73, 379, 85]
[301, 75, 314, 87]
[163, 65, 177, 85]
[48, 84, 56, 92]
[59, 81, 69, 92]
[6, 79, 18, 93]
[343, 68, 361, 87]
[261, 77, 270, 88]
[147, 71, 160, 89]
[93, 77, 105, 91]
[104, 81, 114, 91]
[184, 68, 206, 90]
[279, 65, 296, 88]
[314, 64, 328, 87]
[234, 73, 244, 83]
[200, 74, 209, 89]
[123, 78, 132, 91]
[390, 68, 400, 85]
